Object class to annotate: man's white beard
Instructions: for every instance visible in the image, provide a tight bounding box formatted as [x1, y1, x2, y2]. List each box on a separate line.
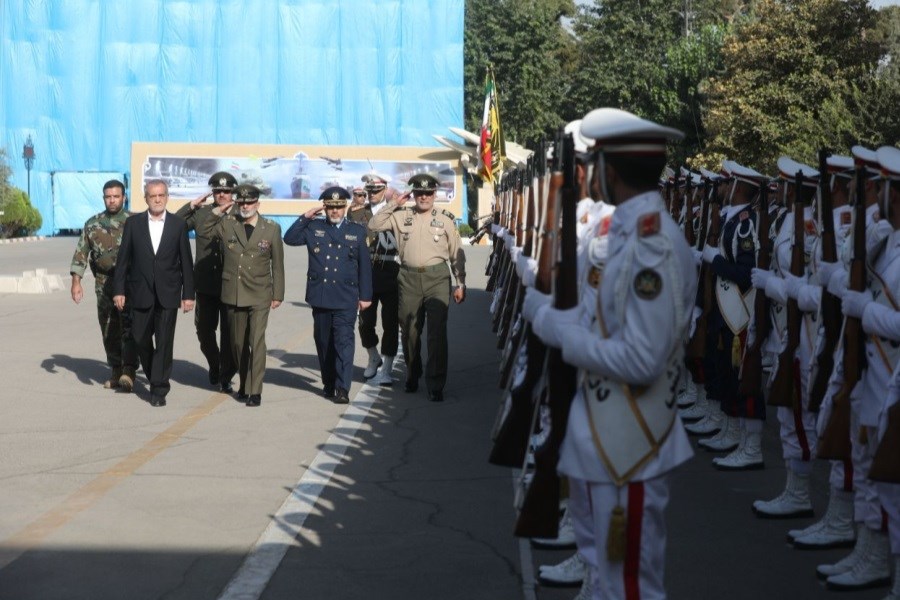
[328, 214, 343, 224]
[240, 207, 258, 219]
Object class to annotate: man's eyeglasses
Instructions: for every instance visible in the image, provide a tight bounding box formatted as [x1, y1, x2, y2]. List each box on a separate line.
[352, 192, 367, 197]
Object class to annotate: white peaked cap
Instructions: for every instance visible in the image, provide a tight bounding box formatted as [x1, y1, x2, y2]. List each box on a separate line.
[777, 156, 819, 185]
[580, 108, 683, 154]
[825, 154, 854, 178]
[852, 145, 880, 169]
[877, 146, 900, 180]
[723, 160, 766, 185]
[564, 119, 593, 154]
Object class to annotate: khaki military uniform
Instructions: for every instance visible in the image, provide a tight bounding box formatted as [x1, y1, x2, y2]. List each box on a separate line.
[368, 205, 466, 392]
[176, 202, 235, 384]
[70, 209, 137, 378]
[199, 210, 285, 396]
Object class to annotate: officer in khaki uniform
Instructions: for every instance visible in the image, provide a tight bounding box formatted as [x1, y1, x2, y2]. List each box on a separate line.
[367, 173, 466, 402]
[199, 184, 285, 406]
[175, 171, 238, 392]
[70, 179, 138, 390]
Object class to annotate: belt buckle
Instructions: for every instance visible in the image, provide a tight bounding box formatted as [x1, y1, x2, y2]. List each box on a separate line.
[417, 266, 427, 273]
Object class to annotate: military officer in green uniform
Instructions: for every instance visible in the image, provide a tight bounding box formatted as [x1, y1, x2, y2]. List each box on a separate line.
[70, 179, 138, 390]
[367, 174, 466, 402]
[199, 184, 285, 406]
[176, 171, 238, 392]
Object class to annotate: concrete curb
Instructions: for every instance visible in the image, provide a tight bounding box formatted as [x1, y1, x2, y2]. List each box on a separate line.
[0, 236, 46, 244]
[0, 268, 65, 294]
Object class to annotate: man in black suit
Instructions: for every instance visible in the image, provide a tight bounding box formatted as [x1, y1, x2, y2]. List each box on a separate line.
[113, 179, 195, 407]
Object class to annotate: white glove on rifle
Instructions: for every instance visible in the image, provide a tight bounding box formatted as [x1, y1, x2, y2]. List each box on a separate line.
[815, 261, 840, 288]
[765, 275, 788, 304]
[691, 248, 703, 266]
[522, 287, 552, 322]
[841, 289, 873, 319]
[827, 267, 849, 297]
[751, 268, 772, 290]
[702, 244, 721, 264]
[784, 273, 806, 301]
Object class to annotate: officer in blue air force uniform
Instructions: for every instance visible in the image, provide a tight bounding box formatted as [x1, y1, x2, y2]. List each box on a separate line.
[283, 187, 373, 404]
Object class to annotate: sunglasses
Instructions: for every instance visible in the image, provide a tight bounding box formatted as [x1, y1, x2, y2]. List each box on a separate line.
[352, 192, 367, 197]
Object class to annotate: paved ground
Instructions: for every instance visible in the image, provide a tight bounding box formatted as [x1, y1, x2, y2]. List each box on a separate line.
[0, 237, 888, 599]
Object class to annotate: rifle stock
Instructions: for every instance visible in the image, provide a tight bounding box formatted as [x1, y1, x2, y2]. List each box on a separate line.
[515, 134, 579, 538]
[686, 183, 720, 360]
[809, 149, 841, 412]
[818, 166, 868, 460]
[767, 171, 806, 408]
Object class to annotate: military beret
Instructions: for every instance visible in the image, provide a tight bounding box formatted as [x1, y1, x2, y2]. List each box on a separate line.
[234, 184, 261, 203]
[208, 171, 238, 191]
[320, 186, 350, 207]
[408, 174, 440, 192]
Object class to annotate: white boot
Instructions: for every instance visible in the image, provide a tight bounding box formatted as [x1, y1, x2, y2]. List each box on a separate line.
[539, 552, 586, 587]
[714, 429, 764, 470]
[818, 526, 871, 579]
[532, 505, 576, 549]
[882, 555, 900, 599]
[752, 467, 813, 517]
[827, 528, 892, 590]
[364, 347, 382, 379]
[679, 386, 708, 421]
[677, 378, 698, 408]
[699, 416, 741, 452]
[369, 355, 395, 386]
[791, 489, 855, 549]
[572, 567, 595, 600]
[684, 401, 724, 435]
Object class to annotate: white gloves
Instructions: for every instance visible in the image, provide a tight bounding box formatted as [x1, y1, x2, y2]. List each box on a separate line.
[784, 273, 806, 301]
[515, 253, 537, 286]
[522, 287, 552, 322]
[841, 289, 873, 319]
[816, 261, 840, 288]
[702, 245, 721, 264]
[691, 248, 703, 266]
[508, 245, 521, 264]
[827, 267, 849, 297]
[765, 276, 788, 304]
[751, 268, 772, 290]
[490, 223, 501, 235]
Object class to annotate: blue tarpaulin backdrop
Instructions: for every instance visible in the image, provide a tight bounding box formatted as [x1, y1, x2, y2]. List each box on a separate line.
[0, 0, 464, 234]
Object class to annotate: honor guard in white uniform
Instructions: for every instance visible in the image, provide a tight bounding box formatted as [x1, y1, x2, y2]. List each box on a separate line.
[749, 157, 821, 517]
[524, 108, 696, 600]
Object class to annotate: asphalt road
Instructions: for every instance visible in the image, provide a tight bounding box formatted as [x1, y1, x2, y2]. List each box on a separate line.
[0, 237, 886, 599]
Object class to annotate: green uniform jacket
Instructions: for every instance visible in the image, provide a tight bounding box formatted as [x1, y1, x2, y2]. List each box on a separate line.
[198, 211, 286, 307]
[70, 209, 131, 280]
[175, 203, 227, 296]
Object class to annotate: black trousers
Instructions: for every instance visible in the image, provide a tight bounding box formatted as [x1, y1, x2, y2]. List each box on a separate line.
[195, 291, 235, 382]
[358, 261, 399, 356]
[131, 302, 178, 398]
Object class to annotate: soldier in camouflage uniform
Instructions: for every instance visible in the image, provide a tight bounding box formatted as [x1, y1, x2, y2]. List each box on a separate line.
[70, 179, 138, 390]
[176, 171, 238, 392]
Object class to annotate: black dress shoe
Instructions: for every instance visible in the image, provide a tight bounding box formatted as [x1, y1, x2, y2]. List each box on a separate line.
[236, 391, 249, 401]
[208, 368, 220, 386]
[323, 386, 336, 398]
[150, 395, 167, 407]
[404, 380, 418, 393]
[334, 388, 350, 404]
[220, 381, 234, 394]
[429, 391, 444, 402]
[246, 394, 261, 407]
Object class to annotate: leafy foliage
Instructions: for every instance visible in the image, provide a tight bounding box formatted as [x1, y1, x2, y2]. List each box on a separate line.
[0, 150, 41, 238]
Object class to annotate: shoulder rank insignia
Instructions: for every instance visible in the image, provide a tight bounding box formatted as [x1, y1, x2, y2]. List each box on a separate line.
[634, 268, 662, 300]
[638, 212, 660, 237]
[441, 209, 456, 220]
[841, 212, 852, 226]
[804, 219, 817, 235]
[739, 210, 750, 221]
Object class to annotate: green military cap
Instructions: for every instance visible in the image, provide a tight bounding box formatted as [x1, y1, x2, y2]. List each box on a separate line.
[320, 186, 350, 207]
[234, 184, 261, 203]
[408, 173, 440, 192]
[208, 171, 238, 191]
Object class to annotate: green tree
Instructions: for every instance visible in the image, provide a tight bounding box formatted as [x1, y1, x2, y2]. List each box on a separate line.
[0, 150, 41, 238]
[464, 0, 575, 145]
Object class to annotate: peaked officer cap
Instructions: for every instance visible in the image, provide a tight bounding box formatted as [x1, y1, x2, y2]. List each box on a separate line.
[852, 145, 881, 173]
[699, 167, 725, 182]
[877, 146, 900, 181]
[233, 184, 261, 203]
[777, 157, 819, 187]
[722, 160, 767, 186]
[564, 119, 593, 155]
[580, 108, 683, 155]
[208, 171, 238, 191]
[363, 173, 390, 189]
[320, 186, 350, 207]
[825, 155, 855, 178]
[408, 174, 440, 192]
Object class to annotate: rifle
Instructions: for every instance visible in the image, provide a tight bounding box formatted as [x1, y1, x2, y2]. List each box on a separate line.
[686, 181, 721, 360]
[808, 149, 841, 412]
[684, 173, 696, 248]
[514, 133, 579, 538]
[496, 170, 527, 347]
[767, 172, 806, 408]
[738, 182, 771, 397]
[470, 216, 493, 245]
[818, 166, 868, 460]
[485, 174, 509, 292]
[489, 143, 558, 467]
[490, 175, 517, 330]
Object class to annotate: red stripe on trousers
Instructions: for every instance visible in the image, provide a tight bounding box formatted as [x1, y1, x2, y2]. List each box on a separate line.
[624, 482, 644, 600]
[792, 358, 811, 461]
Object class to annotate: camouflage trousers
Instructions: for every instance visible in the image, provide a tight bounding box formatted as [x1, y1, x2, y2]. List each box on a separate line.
[95, 275, 137, 372]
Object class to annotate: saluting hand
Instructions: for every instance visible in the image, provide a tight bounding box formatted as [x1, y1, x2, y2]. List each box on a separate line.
[304, 206, 324, 219]
[395, 191, 412, 207]
[191, 192, 212, 209]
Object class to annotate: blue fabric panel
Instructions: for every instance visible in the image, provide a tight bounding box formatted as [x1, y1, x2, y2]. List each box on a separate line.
[0, 0, 464, 235]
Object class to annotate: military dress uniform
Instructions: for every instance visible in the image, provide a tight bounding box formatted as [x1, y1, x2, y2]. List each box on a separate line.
[70, 207, 138, 388]
[529, 109, 696, 600]
[199, 184, 285, 406]
[284, 187, 373, 403]
[175, 171, 238, 390]
[367, 174, 466, 402]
